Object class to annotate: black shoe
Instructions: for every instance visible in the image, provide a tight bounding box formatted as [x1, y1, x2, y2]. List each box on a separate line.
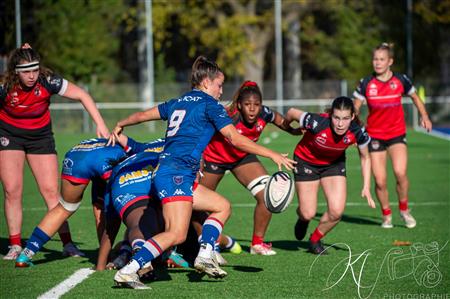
[294, 219, 310, 241]
[308, 240, 328, 255]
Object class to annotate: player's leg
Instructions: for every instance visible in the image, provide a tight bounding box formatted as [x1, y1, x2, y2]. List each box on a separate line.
[295, 180, 320, 248]
[232, 161, 274, 255]
[370, 150, 392, 228]
[15, 180, 87, 267]
[115, 200, 193, 288]
[0, 150, 25, 260]
[192, 184, 229, 277]
[388, 143, 415, 228]
[27, 154, 83, 256]
[308, 176, 347, 254]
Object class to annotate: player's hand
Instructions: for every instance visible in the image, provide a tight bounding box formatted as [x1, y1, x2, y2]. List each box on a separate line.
[421, 116, 432, 132]
[96, 124, 110, 139]
[361, 187, 375, 208]
[271, 153, 296, 171]
[107, 124, 123, 146]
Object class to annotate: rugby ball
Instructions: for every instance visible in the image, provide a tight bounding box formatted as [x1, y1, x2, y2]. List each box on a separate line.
[264, 171, 295, 213]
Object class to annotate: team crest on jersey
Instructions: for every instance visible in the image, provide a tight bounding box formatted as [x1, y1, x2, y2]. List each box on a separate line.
[173, 175, 184, 185]
[34, 86, 41, 96]
[9, 92, 19, 107]
[0, 137, 9, 147]
[390, 81, 397, 90]
[256, 123, 263, 132]
[343, 135, 351, 144]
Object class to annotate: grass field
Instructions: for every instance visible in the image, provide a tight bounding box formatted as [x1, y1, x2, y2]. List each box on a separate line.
[1, 128, 449, 299]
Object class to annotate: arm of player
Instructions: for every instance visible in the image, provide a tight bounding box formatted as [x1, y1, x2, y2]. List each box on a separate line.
[63, 82, 110, 138]
[358, 145, 375, 209]
[108, 107, 161, 146]
[272, 112, 303, 135]
[284, 108, 306, 127]
[409, 93, 432, 132]
[96, 215, 121, 271]
[219, 124, 295, 171]
[353, 98, 364, 116]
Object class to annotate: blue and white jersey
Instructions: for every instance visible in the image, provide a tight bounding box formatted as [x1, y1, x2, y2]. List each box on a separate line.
[104, 149, 163, 218]
[157, 89, 232, 170]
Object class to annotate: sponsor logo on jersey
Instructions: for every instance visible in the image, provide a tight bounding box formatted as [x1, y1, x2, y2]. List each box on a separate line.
[63, 158, 74, 168]
[50, 78, 62, 86]
[173, 175, 184, 185]
[174, 189, 185, 196]
[305, 114, 312, 128]
[369, 83, 378, 96]
[72, 142, 107, 150]
[119, 169, 151, 184]
[316, 133, 327, 145]
[115, 193, 136, 205]
[0, 137, 10, 147]
[144, 146, 164, 153]
[312, 120, 318, 129]
[178, 95, 201, 102]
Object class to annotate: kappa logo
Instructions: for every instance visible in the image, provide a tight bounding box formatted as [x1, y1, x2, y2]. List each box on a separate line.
[211, 164, 219, 171]
[341, 168, 346, 173]
[0, 137, 10, 147]
[173, 175, 184, 185]
[174, 189, 185, 196]
[304, 167, 313, 174]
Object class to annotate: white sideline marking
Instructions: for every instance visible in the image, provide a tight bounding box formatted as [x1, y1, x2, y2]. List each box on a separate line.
[37, 268, 95, 299]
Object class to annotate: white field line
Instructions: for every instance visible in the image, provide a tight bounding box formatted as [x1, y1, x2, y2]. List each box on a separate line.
[37, 268, 95, 299]
[13, 201, 447, 212]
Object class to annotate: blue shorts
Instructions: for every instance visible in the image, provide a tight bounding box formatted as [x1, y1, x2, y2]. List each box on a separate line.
[153, 165, 197, 205]
[106, 168, 153, 219]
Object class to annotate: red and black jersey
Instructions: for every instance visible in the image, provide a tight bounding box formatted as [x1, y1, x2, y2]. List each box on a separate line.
[0, 74, 68, 129]
[203, 105, 275, 164]
[353, 72, 415, 140]
[294, 113, 370, 165]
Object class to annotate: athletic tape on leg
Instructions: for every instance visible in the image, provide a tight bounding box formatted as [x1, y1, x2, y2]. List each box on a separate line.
[59, 197, 81, 212]
[247, 175, 270, 196]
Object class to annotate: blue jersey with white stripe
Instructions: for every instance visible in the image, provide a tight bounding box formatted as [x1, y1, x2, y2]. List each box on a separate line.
[157, 89, 232, 170]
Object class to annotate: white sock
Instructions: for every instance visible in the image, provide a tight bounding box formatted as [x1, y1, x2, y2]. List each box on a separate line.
[120, 259, 140, 274]
[197, 243, 213, 259]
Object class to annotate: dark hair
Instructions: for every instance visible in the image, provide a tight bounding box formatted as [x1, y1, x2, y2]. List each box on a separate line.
[373, 42, 394, 59]
[4, 46, 53, 92]
[190, 56, 223, 89]
[331, 96, 363, 125]
[229, 80, 262, 112]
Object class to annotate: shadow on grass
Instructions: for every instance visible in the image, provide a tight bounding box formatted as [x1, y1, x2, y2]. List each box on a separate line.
[315, 212, 381, 226]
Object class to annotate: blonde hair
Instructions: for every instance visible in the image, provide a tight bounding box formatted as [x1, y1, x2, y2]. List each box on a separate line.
[374, 42, 394, 59]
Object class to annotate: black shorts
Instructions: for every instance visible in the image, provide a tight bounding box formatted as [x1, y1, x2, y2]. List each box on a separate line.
[0, 120, 56, 154]
[368, 134, 406, 152]
[203, 154, 259, 175]
[293, 155, 346, 181]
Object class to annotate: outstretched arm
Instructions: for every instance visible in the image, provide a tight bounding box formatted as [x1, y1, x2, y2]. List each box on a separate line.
[284, 107, 306, 125]
[219, 124, 295, 171]
[272, 111, 303, 135]
[108, 107, 161, 146]
[63, 82, 110, 138]
[358, 145, 375, 209]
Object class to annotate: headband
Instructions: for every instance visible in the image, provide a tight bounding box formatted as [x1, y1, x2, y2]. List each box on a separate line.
[243, 80, 257, 87]
[15, 61, 40, 72]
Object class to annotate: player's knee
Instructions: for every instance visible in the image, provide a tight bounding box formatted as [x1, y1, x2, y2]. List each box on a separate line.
[299, 210, 315, 221]
[328, 210, 343, 222]
[374, 179, 387, 190]
[3, 188, 22, 201]
[59, 197, 81, 212]
[247, 175, 270, 196]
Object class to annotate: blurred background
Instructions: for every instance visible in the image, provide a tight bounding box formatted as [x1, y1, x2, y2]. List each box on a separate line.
[1, 0, 449, 134]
